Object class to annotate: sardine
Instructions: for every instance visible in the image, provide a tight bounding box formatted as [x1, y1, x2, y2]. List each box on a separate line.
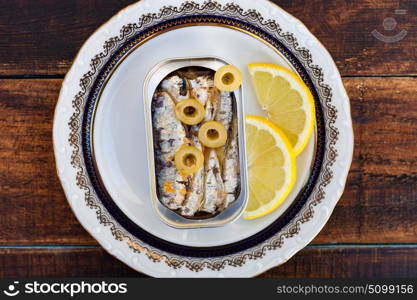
[189, 75, 213, 107]
[215, 92, 233, 134]
[215, 92, 234, 166]
[152, 92, 187, 156]
[160, 75, 189, 102]
[188, 75, 218, 121]
[221, 117, 240, 209]
[155, 156, 188, 210]
[204, 89, 219, 121]
[180, 126, 204, 216]
[201, 149, 225, 213]
[152, 91, 188, 209]
[153, 69, 240, 216]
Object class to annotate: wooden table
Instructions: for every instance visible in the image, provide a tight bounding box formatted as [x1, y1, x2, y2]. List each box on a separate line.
[1, 0, 416, 277]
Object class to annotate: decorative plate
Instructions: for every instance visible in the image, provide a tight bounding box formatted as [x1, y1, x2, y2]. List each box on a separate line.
[53, 0, 353, 277]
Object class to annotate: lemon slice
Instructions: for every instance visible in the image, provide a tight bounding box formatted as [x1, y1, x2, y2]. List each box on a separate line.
[248, 63, 315, 155]
[244, 115, 296, 220]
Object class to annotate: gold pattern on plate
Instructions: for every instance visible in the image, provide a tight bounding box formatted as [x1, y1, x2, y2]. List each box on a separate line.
[68, 1, 338, 272]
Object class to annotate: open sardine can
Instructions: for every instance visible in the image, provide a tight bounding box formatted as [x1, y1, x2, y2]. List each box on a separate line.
[143, 57, 248, 229]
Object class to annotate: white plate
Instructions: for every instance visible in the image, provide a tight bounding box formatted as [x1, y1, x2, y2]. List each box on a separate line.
[93, 25, 315, 247]
[54, 0, 353, 277]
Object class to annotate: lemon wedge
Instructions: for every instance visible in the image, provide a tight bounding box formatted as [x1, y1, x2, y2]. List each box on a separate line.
[244, 115, 296, 220]
[248, 63, 315, 155]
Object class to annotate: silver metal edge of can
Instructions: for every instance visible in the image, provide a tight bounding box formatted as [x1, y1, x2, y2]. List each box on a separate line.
[143, 56, 248, 229]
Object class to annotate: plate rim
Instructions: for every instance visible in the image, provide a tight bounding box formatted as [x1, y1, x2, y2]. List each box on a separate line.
[83, 19, 325, 253]
[53, 0, 354, 277]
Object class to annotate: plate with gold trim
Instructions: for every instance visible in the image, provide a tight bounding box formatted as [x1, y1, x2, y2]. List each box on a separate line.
[53, 0, 353, 277]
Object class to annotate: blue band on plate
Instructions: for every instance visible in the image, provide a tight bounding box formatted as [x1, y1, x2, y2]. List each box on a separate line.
[80, 15, 326, 258]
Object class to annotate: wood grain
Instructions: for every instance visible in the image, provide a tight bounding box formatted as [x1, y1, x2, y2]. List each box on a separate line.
[0, 77, 416, 245]
[276, 0, 417, 76]
[1, 0, 415, 279]
[1, 246, 417, 277]
[0, 79, 96, 244]
[0, 0, 415, 76]
[314, 77, 417, 243]
[0, 247, 145, 277]
[261, 246, 417, 278]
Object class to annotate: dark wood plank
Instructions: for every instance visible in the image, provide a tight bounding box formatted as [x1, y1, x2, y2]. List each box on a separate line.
[277, 0, 417, 76]
[0, 79, 96, 244]
[0, 247, 145, 277]
[0, 0, 135, 76]
[0, 77, 416, 244]
[1, 246, 417, 277]
[261, 246, 417, 278]
[313, 77, 417, 243]
[0, 0, 415, 76]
